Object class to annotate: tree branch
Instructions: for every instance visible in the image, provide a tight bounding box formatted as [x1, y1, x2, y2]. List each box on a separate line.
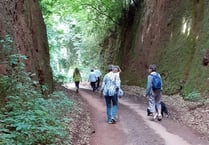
[81, 3, 120, 26]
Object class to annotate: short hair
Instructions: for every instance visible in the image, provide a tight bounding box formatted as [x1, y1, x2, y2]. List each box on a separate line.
[107, 64, 113, 71]
[113, 65, 121, 72]
[149, 64, 156, 71]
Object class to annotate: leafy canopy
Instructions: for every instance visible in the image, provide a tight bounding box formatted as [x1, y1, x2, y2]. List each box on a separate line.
[39, 0, 127, 81]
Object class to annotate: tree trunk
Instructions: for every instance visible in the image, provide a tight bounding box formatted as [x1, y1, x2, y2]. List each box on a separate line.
[0, 0, 53, 92]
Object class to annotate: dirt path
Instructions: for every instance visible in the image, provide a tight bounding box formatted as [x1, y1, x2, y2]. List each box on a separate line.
[66, 84, 209, 145]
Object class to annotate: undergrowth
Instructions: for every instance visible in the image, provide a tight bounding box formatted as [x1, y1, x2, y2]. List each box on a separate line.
[0, 35, 73, 144]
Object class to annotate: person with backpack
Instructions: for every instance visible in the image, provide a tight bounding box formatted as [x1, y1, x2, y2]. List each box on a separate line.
[101, 65, 121, 124]
[145, 64, 163, 121]
[73, 68, 82, 93]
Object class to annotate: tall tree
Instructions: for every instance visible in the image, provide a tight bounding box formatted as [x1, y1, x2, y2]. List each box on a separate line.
[0, 0, 53, 92]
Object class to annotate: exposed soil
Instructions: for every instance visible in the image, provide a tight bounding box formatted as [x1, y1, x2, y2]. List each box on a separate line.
[61, 83, 209, 145]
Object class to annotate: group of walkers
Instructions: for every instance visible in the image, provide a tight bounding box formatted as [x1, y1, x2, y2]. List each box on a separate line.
[72, 67, 102, 93]
[72, 63, 163, 123]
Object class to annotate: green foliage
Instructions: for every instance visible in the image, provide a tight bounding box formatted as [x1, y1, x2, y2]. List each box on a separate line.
[0, 34, 13, 59]
[39, 0, 128, 83]
[0, 92, 73, 145]
[0, 36, 73, 144]
[39, 0, 59, 19]
[184, 90, 201, 101]
[53, 74, 69, 83]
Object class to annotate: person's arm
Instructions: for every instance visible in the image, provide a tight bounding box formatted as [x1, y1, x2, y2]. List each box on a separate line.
[145, 75, 152, 96]
[115, 73, 121, 89]
[99, 70, 102, 77]
[100, 75, 106, 91]
[79, 73, 82, 82]
[88, 74, 91, 82]
[159, 73, 163, 91]
[73, 73, 75, 81]
[95, 73, 97, 81]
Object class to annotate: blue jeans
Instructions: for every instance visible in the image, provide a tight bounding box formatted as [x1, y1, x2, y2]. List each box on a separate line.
[104, 94, 118, 122]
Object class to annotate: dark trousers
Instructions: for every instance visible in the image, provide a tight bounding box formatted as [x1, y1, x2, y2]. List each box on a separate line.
[96, 77, 100, 88]
[75, 81, 80, 89]
[90, 82, 96, 91]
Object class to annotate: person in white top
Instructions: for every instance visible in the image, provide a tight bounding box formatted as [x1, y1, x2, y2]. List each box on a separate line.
[101, 65, 121, 124]
[94, 67, 102, 89]
[88, 69, 97, 92]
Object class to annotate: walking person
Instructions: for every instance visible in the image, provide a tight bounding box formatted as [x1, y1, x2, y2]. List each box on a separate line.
[73, 68, 82, 93]
[94, 67, 102, 90]
[112, 65, 122, 120]
[101, 65, 121, 124]
[113, 65, 121, 81]
[112, 65, 122, 98]
[145, 64, 163, 121]
[88, 69, 97, 92]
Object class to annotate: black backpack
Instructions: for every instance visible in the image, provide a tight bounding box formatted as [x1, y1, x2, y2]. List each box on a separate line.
[150, 73, 162, 90]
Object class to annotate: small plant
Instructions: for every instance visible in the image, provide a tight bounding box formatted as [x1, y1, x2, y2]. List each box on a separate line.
[53, 74, 69, 83]
[184, 91, 202, 101]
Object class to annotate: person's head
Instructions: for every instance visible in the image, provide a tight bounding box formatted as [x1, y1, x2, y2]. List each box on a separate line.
[148, 64, 156, 73]
[74, 68, 80, 74]
[107, 64, 113, 72]
[113, 65, 121, 73]
[91, 69, 94, 72]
